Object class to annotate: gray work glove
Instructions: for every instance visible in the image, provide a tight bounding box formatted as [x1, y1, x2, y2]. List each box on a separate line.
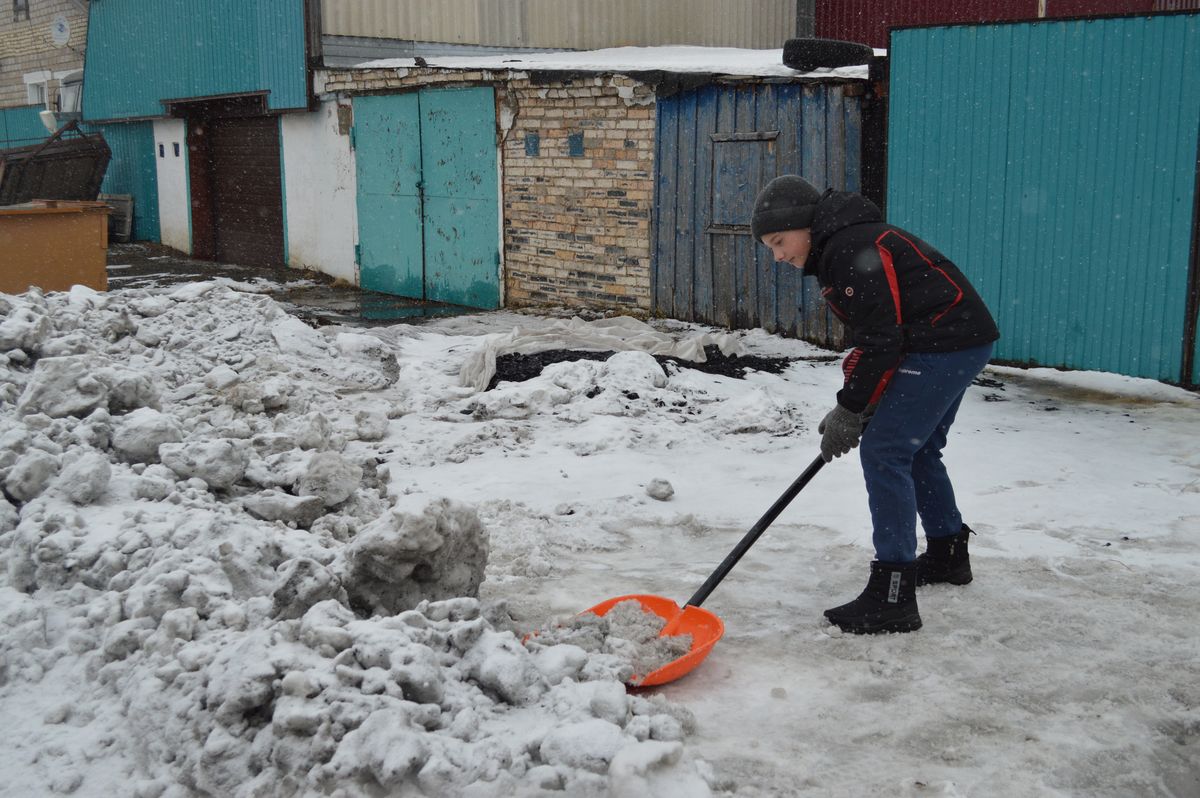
[818, 404, 864, 462]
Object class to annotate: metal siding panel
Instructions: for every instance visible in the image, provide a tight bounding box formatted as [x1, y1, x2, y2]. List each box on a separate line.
[0, 106, 50, 148]
[890, 15, 1200, 381]
[1047, 0, 1155, 14]
[324, 0, 795, 48]
[890, 24, 1014, 360]
[93, 122, 161, 242]
[83, 0, 308, 122]
[817, 0, 1040, 48]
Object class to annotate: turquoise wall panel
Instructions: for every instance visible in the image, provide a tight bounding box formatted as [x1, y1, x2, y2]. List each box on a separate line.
[889, 14, 1200, 383]
[83, 0, 309, 122]
[353, 89, 500, 309]
[355, 93, 425, 298]
[1, 106, 49, 148]
[90, 122, 160, 242]
[420, 87, 500, 309]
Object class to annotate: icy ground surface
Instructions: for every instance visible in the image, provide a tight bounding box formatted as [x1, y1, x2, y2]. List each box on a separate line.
[2, 283, 1199, 797]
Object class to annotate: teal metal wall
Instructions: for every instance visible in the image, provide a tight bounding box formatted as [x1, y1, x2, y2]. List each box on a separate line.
[0, 106, 49, 148]
[82, 0, 309, 122]
[90, 122, 160, 242]
[888, 13, 1200, 384]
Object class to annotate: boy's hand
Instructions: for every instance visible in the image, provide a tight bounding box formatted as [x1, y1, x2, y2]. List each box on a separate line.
[818, 404, 863, 462]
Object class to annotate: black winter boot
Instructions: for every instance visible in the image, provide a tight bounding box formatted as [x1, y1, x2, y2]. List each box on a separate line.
[824, 561, 922, 634]
[916, 525, 975, 586]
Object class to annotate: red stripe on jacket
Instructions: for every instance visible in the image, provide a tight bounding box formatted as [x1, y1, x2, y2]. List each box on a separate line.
[873, 234, 904, 325]
[877, 230, 964, 325]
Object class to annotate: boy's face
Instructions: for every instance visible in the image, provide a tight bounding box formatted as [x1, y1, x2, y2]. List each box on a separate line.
[761, 229, 813, 269]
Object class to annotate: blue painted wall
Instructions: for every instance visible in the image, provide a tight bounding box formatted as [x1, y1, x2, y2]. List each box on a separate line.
[888, 13, 1200, 384]
[654, 82, 862, 343]
[82, 0, 309, 122]
[0, 106, 50, 148]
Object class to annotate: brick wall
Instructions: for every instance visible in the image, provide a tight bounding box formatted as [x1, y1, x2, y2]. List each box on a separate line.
[0, 0, 87, 109]
[502, 75, 654, 311]
[321, 67, 657, 313]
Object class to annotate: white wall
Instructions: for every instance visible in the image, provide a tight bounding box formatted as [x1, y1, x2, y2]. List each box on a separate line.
[281, 101, 358, 283]
[152, 119, 190, 253]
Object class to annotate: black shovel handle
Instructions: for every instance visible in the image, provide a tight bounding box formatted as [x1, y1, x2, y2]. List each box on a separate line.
[685, 454, 826, 608]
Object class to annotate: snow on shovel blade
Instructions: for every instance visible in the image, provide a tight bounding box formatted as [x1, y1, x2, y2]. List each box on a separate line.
[582, 594, 724, 687]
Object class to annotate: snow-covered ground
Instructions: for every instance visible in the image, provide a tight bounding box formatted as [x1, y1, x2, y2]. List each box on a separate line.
[1, 283, 1197, 797]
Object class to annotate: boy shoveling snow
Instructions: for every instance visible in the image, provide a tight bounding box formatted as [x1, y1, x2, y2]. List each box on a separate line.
[751, 175, 1000, 635]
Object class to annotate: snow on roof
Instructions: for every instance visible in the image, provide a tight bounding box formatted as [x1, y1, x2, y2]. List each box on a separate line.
[354, 45, 880, 80]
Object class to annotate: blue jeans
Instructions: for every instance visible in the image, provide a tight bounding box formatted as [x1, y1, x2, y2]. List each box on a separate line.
[858, 342, 994, 563]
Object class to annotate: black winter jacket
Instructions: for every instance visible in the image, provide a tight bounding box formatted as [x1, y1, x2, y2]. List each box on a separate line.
[804, 190, 1000, 413]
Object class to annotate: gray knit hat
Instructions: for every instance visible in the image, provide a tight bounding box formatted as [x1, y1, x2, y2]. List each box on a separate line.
[751, 175, 822, 239]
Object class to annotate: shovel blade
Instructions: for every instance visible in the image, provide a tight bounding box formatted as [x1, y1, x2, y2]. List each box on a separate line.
[582, 594, 725, 687]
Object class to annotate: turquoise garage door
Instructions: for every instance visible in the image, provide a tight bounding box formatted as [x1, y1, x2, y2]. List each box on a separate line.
[354, 87, 500, 309]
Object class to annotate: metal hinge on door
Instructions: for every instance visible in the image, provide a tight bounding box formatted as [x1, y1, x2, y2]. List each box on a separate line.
[354, 243, 361, 264]
[349, 125, 356, 150]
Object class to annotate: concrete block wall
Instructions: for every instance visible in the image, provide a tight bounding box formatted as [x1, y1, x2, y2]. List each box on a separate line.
[321, 67, 657, 312]
[0, 0, 87, 108]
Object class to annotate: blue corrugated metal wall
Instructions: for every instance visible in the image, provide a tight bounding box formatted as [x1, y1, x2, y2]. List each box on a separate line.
[0, 106, 50, 148]
[888, 13, 1200, 383]
[92, 122, 160, 242]
[82, 0, 309, 122]
[654, 83, 862, 342]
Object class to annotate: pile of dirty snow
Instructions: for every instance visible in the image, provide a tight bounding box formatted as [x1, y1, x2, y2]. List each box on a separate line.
[0, 285, 714, 797]
[530, 600, 694, 685]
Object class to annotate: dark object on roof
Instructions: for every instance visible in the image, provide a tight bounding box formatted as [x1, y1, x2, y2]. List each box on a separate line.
[0, 121, 111, 206]
[783, 38, 874, 71]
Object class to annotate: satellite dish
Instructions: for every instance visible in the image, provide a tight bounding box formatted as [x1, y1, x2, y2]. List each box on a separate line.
[51, 15, 70, 47]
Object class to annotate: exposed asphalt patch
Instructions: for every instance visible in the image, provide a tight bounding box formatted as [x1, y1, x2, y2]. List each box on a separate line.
[487, 345, 804, 390]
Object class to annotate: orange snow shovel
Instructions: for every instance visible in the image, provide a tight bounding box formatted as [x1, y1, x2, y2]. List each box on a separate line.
[583, 454, 827, 687]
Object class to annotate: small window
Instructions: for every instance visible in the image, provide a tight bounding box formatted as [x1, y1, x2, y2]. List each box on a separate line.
[14, 0, 30, 22]
[57, 82, 81, 113]
[524, 132, 540, 157]
[568, 132, 585, 158]
[54, 69, 83, 113]
[24, 71, 50, 107]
